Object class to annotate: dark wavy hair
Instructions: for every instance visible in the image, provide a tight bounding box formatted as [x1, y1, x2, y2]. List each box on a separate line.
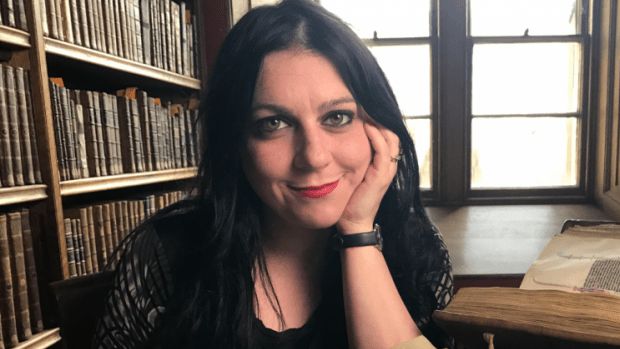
[154, 0, 453, 347]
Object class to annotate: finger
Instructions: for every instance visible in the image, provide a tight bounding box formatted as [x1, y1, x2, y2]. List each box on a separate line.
[364, 122, 391, 170]
[377, 127, 401, 163]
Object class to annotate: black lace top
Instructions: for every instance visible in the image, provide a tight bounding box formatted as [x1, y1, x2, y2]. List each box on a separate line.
[92, 208, 453, 348]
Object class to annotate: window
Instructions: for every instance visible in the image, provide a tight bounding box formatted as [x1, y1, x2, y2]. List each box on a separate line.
[321, 0, 591, 204]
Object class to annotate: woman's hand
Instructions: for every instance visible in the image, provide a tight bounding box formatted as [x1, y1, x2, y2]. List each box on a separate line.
[336, 122, 400, 234]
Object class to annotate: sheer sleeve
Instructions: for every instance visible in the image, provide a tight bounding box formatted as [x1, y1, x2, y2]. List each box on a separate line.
[92, 225, 174, 349]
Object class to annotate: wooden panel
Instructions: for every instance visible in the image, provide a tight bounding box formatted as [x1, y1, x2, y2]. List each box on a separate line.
[45, 38, 201, 90]
[0, 185, 47, 206]
[12, 328, 61, 349]
[0, 25, 30, 47]
[60, 168, 198, 196]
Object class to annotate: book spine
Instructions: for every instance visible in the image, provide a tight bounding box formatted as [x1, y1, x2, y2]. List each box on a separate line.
[24, 71, 42, 183]
[20, 210, 43, 334]
[121, 201, 130, 238]
[109, 203, 119, 251]
[91, 92, 107, 176]
[70, 219, 82, 276]
[54, 0, 65, 41]
[64, 218, 77, 277]
[119, 0, 131, 60]
[99, 93, 114, 175]
[132, 0, 143, 63]
[87, 207, 99, 272]
[179, 108, 187, 167]
[85, 0, 97, 50]
[7, 212, 31, 340]
[129, 99, 144, 172]
[140, 0, 151, 65]
[80, 91, 99, 176]
[70, 0, 81, 45]
[95, 0, 106, 52]
[147, 97, 159, 170]
[14, 0, 28, 31]
[102, 204, 114, 258]
[113, 0, 124, 58]
[101, 0, 113, 54]
[5, 66, 24, 186]
[63, 90, 78, 179]
[117, 96, 135, 172]
[180, 3, 188, 76]
[187, 15, 194, 77]
[14, 68, 35, 185]
[150, 0, 160, 68]
[40, 0, 49, 36]
[77, 0, 90, 48]
[0, 67, 15, 187]
[0, 214, 19, 346]
[137, 91, 152, 171]
[49, 83, 67, 181]
[184, 110, 194, 167]
[78, 208, 93, 274]
[172, 2, 181, 74]
[111, 95, 122, 175]
[164, 0, 171, 71]
[4, 0, 16, 27]
[46, 0, 59, 39]
[74, 103, 90, 178]
[62, 0, 74, 43]
[93, 205, 107, 269]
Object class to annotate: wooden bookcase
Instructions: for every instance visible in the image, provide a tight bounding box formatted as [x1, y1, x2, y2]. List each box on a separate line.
[0, 0, 231, 347]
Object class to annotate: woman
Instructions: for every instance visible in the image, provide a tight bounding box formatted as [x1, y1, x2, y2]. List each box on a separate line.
[93, 1, 453, 348]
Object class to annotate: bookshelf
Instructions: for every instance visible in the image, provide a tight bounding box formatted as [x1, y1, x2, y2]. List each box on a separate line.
[0, 0, 226, 346]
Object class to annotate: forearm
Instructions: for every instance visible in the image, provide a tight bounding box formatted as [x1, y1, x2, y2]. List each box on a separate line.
[341, 245, 421, 349]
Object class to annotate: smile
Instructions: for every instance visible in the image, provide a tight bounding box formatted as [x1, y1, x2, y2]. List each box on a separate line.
[291, 180, 340, 199]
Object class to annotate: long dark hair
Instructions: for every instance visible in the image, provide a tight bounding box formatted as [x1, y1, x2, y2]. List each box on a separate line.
[154, 0, 453, 347]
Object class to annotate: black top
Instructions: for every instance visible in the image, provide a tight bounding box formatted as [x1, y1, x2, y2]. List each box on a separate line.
[92, 206, 452, 349]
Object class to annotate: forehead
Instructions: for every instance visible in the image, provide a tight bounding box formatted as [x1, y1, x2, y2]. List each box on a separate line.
[253, 49, 353, 104]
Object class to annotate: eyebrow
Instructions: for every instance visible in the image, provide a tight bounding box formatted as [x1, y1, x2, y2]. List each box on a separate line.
[251, 97, 356, 115]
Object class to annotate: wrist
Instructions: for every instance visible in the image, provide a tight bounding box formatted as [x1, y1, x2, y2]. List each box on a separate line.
[336, 221, 374, 235]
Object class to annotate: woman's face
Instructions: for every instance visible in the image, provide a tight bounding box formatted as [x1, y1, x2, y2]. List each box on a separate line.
[242, 49, 372, 230]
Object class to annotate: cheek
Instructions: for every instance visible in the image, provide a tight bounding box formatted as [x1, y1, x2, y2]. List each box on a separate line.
[338, 128, 372, 176]
[242, 139, 290, 185]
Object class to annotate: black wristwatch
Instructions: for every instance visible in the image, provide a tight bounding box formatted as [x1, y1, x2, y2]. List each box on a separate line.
[331, 224, 383, 251]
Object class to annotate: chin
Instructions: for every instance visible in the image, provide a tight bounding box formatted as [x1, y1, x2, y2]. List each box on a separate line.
[289, 208, 343, 230]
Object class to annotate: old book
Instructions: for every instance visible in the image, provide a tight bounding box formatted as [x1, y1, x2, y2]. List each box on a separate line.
[0, 67, 15, 187]
[112, 0, 123, 57]
[91, 92, 107, 176]
[74, 101, 90, 178]
[78, 208, 93, 274]
[184, 109, 195, 167]
[163, 0, 171, 71]
[5, 66, 25, 186]
[46, 0, 59, 39]
[90, 0, 101, 51]
[110, 94, 122, 174]
[78, 90, 100, 177]
[178, 107, 187, 168]
[434, 287, 620, 349]
[139, 0, 151, 65]
[85, 0, 98, 50]
[87, 207, 99, 272]
[64, 218, 77, 278]
[192, 14, 199, 77]
[116, 96, 136, 172]
[102, 204, 114, 257]
[172, 1, 181, 74]
[7, 212, 32, 340]
[101, 0, 113, 54]
[69, 0, 81, 45]
[131, 0, 143, 63]
[180, 2, 187, 75]
[70, 219, 83, 275]
[109, 203, 119, 249]
[121, 200, 130, 238]
[95, 0, 106, 53]
[150, 0, 161, 68]
[61, 0, 74, 43]
[77, 0, 90, 48]
[170, 105, 180, 167]
[129, 99, 145, 172]
[0, 214, 19, 347]
[138, 200, 145, 223]
[147, 97, 159, 170]
[14, 0, 27, 31]
[136, 91, 153, 171]
[14, 67, 35, 185]
[24, 71, 42, 183]
[19, 210, 44, 333]
[113, 202, 124, 241]
[63, 90, 78, 179]
[118, 0, 130, 60]
[3, 0, 16, 27]
[93, 205, 108, 269]
[54, 0, 65, 41]
[187, 14, 194, 77]
[97, 92, 114, 176]
[49, 82, 67, 180]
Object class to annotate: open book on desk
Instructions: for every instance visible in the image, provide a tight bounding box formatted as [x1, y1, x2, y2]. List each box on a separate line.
[433, 220, 620, 349]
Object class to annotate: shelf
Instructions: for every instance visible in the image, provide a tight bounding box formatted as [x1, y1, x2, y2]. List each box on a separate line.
[0, 25, 30, 48]
[60, 168, 198, 196]
[45, 38, 201, 90]
[0, 185, 48, 206]
[13, 328, 62, 349]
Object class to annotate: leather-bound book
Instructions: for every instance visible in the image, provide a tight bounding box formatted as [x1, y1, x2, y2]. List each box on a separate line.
[110, 94, 123, 174]
[147, 97, 160, 170]
[79, 90, 100, 177]
[49, 82, 67, 181]
[46, 0, 59, 39]
[61, 0, 75, 43]
[137, 90, 153, 171]
[0, 67, 15, 187]
[64, 218, 77, 278]
[77, 0, 90, 48]
[74, 101, 90, 178]
[139, 0, 151, 65]
[180, 2, 187, 75]
[84, 0, 97, 50]
[5, 66, 25, 186]
[87, 207, 99, 273]
[131, 0, 143, 62]
[163, 0, 171, 71]
[14, 68, 35, 185]
[129, 99, 145, 172]
[7, 212, 32, 340]
[24, 71, 42, 183]
[0, 214, 19, 347]
[102, 204, 114, 257]
[54, 0, 65, 41]
[71, 219, 84, 275]
[116, 96, 136, 173]
[70, 0, 81, 45]
[79, 208, 93, 274]
[62, 90, 78, 180]
[19, 210, 43, 333]
[93, 205, 108, 269]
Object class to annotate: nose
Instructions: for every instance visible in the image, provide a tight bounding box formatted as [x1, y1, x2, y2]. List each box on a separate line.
[293, 127, 331, 171]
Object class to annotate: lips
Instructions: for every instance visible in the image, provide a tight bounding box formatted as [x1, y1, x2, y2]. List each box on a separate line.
[292, 180, 339, 199]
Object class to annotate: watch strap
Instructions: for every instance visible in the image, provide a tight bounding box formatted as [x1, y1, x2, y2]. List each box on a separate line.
[331, 224, 382, 251]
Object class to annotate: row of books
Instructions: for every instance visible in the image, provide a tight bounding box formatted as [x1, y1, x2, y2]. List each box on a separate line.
[0, 64, 43, 188]
[41, 0, 200, 78]
[0, 209, 44, 349]
[0, 0, 27, 31]
[50, 80, 200, 181]
[63, 190, 184, 277]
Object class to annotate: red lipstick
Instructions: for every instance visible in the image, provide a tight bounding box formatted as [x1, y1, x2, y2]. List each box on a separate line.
[294, 180, 339, 198]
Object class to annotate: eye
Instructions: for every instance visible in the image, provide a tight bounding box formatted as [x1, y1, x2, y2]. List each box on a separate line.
[255, 117, 290, 134]
[323, 111, 353, 127]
